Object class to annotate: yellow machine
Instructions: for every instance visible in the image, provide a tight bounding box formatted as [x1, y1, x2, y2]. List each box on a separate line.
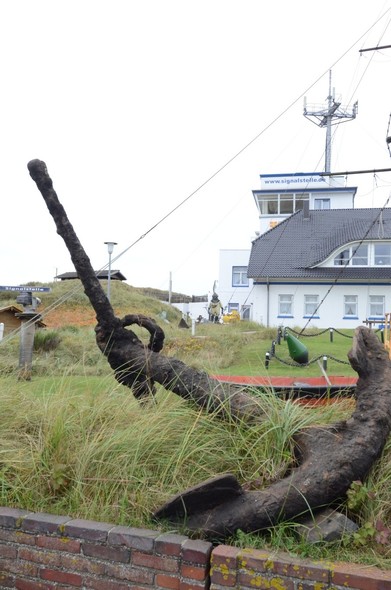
[222, 310, 240, 324]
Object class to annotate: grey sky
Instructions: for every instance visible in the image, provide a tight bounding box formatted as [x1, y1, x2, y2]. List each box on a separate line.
[1, 1, 391, 295]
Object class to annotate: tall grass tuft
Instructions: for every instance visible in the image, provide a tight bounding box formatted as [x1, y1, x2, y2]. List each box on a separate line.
[34, 329, 62, 352]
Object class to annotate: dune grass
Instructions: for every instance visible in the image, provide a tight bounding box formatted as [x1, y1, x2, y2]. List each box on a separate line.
[0, 280, 389, 566]
[0, 368, 389, 567]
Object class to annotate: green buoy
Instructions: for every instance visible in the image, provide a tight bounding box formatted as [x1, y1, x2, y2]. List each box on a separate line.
[286, 332, 309, 364]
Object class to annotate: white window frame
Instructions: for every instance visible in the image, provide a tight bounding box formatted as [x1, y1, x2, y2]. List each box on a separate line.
[351, 244, 368, 266]
[278, 294, 293, 316]
[241, 305, 251, 320]
[314, 198, 331, 210]
[374, 243, 391, 266]
[256, 193, 309, 215]
[304, 294, 319, 317]
[369, 295, 385, 318]
[232, 266, 249, 287]
[344, 295, 358, 318]
[332, 242, 391, 267]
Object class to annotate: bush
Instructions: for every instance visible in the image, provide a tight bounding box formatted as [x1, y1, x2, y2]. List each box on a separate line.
[34, 329, 62, 352]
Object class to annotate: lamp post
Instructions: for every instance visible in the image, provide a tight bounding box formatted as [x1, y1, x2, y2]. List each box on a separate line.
[104, 241, 117, 302]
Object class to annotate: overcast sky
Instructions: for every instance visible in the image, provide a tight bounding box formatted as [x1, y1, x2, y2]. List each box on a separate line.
[1, 1, 391, 297]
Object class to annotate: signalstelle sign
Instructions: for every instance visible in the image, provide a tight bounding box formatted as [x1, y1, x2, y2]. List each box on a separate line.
[0, 286, 51, 293]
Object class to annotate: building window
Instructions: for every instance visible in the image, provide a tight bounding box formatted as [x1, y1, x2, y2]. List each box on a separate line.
[241, 305, 251, 320]
[228, 302, 239, 313]
[374, 243, 391, 265]
[278, 294, 293, 316]
[257, 193, 309, 215]
[294, 195, 308, 212]
[369, 295, 385, 318]
[344, 295, 358, 317]
[279, 196, 294, 214]
[333, 244, 368, 266]
[304, 294, 319, 317]
[351, 244, 368, 265]
[314, 198, 331, 210]
[232, 266, 249, 287]
[334, 248, 350, 266]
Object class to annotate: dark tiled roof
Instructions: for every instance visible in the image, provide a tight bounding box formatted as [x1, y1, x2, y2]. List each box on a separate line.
[56, 270, 127, 281]
[248, 207, 391, 280]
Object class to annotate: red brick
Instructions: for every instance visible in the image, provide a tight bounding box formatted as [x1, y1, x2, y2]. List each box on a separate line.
[82, 542, 130, 563]
[236, 548, 334, 587]
[181, 539, 212, 565]
[0, 528, 35, 545]
[155, 573, 181, 589]
[238, 571, 294, 589]
[0, 544, 17, 559]
[210, 545, 239, 587]
[239, 550, 329, 583]
[62, 519, 114, 542]
[18, 546, 61, 568]
[60, 552, 106, 575]
[84, 576, 144, 590]
[16, 579, 56, 589]
[210, 568, 237, 587]
[105, 561, 155, 584]
[179, 581, 206, 590]
[155, 533, 188, 557]
[211, 545, 240, 569]
[40, 568, 82, 586]
[36, 535, 81, 553]
[21, 513, 70, 534]
[331, 562, 391, 590]
[0, 506, 33, 528]
[181, 563, 208, 581]
[0, 557, 38, 577]
[237, 547, 277, 572]
[295, 583, 328, 590]
[108, 525, 160, 551]
[132, 550, 179, 572]
[0, 572, 14, 587]
[272, 558, 329, 583]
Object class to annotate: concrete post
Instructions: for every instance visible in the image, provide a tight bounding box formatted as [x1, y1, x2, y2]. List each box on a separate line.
[15, 311, 40, 380]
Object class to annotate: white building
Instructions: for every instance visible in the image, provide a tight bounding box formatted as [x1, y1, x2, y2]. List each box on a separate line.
[217, 249, 253, 320]
[252, 173, 356, 234]
[218, 172, 391, 328]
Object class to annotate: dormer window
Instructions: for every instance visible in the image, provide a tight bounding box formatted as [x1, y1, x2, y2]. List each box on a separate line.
[334, 249, 349, 265]
[332, 242, 391, 267]
[351, 244, 368, 265]
[374, 243, 391, 265]
[333, 244, 368, 266]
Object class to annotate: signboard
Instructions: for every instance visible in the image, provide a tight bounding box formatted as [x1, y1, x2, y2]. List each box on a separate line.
[0, 286, 51, 293]
[259, 173, 346, 191]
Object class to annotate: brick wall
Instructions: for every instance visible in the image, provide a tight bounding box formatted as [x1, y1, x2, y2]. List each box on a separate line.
[0, 507, 390, 589]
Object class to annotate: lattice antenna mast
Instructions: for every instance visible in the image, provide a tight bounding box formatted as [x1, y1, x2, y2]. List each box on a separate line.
[303, 70, 358, 172]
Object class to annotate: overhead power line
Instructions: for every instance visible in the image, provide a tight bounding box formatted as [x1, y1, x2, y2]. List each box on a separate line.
[321, 167, 391, 176]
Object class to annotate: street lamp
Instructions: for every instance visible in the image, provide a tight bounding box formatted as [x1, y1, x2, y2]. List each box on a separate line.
[104, 241, 117, 302]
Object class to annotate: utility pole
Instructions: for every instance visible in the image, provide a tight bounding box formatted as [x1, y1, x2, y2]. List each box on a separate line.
[303, 70, 358, 172]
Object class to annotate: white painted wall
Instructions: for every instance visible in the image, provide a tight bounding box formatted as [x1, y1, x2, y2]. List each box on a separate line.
[218, 249, 254, 320]
[251, 283, 391, 329]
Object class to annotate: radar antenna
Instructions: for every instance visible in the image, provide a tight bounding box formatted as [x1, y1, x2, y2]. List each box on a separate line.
[303, 70, 358, 173]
